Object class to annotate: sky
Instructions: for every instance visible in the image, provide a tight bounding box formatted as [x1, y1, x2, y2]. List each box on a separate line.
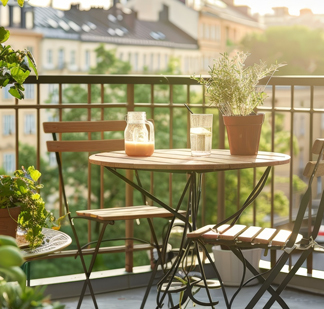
[28, 0, 324, 15]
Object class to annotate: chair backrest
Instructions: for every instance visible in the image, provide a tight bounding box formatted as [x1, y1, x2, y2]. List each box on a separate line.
[287, 138, 324, 247]
[43, 120, 126, 152]
[43, 120, 127, 215]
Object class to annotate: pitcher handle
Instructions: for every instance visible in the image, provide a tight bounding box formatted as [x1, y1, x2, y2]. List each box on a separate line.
[145, 120, 154, 143]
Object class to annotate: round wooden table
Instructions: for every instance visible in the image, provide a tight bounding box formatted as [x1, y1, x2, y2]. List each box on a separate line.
[89, 149, 290, 173]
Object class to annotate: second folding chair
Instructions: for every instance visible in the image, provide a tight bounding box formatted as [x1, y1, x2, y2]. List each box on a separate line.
[43, 120, 184, 309]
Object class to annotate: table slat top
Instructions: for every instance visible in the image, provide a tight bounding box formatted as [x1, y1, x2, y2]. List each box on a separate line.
[89, 149, 290, 172]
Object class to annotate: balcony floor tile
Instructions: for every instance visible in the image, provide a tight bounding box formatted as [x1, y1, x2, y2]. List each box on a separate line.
[58, 285, 324, 308]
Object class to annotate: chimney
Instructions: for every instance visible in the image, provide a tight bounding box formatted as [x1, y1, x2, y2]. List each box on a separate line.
[122, 8, 137, 29]
[222, 0, 234, 5]
[300, 8, 313, 15]
[159, 4, 169, 22]
[272, 7, 290, 16]
[236, 5, 251, 16]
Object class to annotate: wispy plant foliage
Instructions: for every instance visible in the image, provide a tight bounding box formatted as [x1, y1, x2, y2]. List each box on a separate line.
[192, 52, 285, 116]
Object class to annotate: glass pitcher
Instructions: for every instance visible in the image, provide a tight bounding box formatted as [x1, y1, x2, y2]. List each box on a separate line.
[124, 111, 155, 157]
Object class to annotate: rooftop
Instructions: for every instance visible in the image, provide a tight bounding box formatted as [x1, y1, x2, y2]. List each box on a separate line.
[33, 4, 198, 49]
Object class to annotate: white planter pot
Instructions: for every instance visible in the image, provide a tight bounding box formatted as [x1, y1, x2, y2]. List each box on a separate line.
[212, 246, 262, 286]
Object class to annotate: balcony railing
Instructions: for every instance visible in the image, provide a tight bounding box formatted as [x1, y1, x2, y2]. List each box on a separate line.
[1, 74, 324, 289]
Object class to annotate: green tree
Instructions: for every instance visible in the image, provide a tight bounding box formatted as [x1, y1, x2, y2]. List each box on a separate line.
[240, 26, 324, 75]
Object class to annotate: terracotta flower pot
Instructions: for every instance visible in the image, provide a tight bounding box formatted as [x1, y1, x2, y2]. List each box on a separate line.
[223, 113, 264, 155]
[0, 206, 21, 238]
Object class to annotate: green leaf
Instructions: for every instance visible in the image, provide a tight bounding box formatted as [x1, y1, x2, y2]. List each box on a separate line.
[1, 0, 9, 6]
[27, 51, 38, 78]
[31, 193, 40, 200]
[17, 0, 25, 7]
[9, 85, 24, 100]
[0, 26, 10, 43]
[0, 76, 10, 87]
[0, 266, 26, 288]
[28, 166, 41, 182]
[10, 66, 30, 84]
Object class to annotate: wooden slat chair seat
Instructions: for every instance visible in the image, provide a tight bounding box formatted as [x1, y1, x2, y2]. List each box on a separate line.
[188, 224, 303, 247]
[187, 138, 324, 309]
[43, 120, 184, 309]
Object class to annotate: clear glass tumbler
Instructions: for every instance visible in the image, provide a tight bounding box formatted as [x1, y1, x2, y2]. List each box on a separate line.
[190, 114, 213, 156]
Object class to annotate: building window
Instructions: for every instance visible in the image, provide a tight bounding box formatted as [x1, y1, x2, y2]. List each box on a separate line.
[142, 54, 147, 70]
[25, 84, 34, 99]
[85, 50, 90, 70]
[134, 53, 138, 72]
[3, 115, 15, 136]
[205, 24, 209, 40]
[13, 6, 21, 25]
[128, 52, 132, 66]
[0, 5, 9, 27]
[200, 23, 204, 38]
[215, 25, 221, 41]
[47, 49, 53, 64]
[26, 11, 33, 29]
[226, 26, 230, 41]
[211, 25, 215, 40]
[150, 53, 154, 71]
[165, 54, 169, 68]
[157, 54, 160, 71]
[3, 153, 15, 174]
[70, 50, 76, 65]
[24, 114, 36, 134]
[58, 48, 65, 69]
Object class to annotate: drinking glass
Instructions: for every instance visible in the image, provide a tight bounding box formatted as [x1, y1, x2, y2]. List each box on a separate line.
[190, 114, 213, 156]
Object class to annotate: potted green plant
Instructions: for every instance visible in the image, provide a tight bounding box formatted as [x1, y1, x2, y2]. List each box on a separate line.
[0, 234, 64, 308]
[0, 0, 38, 99]
[192, 51, 285, 155]
[0, 166, 55, 249]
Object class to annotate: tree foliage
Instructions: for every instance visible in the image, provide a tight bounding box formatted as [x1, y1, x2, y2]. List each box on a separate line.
[240, 25, 324, 75]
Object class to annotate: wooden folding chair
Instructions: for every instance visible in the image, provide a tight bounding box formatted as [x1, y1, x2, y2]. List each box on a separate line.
[187, 138, 324, 309]
[43, 120, 183, 309]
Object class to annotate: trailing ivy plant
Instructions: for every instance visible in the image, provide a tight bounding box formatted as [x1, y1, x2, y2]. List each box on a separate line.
[192, 51, 285, 116]
[0, 0, 38, 100]
[0, 166, 55, 249]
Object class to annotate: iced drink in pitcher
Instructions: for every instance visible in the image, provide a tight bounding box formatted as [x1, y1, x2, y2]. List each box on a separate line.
[124, 111, 155, 157]
[190, 114, 213, 156]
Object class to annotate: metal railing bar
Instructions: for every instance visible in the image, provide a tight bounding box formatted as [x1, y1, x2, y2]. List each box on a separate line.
[307, 85, 315, 274]
[289, 86, 294, 224]
[36, 83, 41, 171]
[23, 74, 324, 86]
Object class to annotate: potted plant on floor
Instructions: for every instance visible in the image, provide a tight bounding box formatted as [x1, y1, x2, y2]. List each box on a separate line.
[192, 52, 285, 155]
[0, 234, 64, 308]
[0, 166, 55, 249]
